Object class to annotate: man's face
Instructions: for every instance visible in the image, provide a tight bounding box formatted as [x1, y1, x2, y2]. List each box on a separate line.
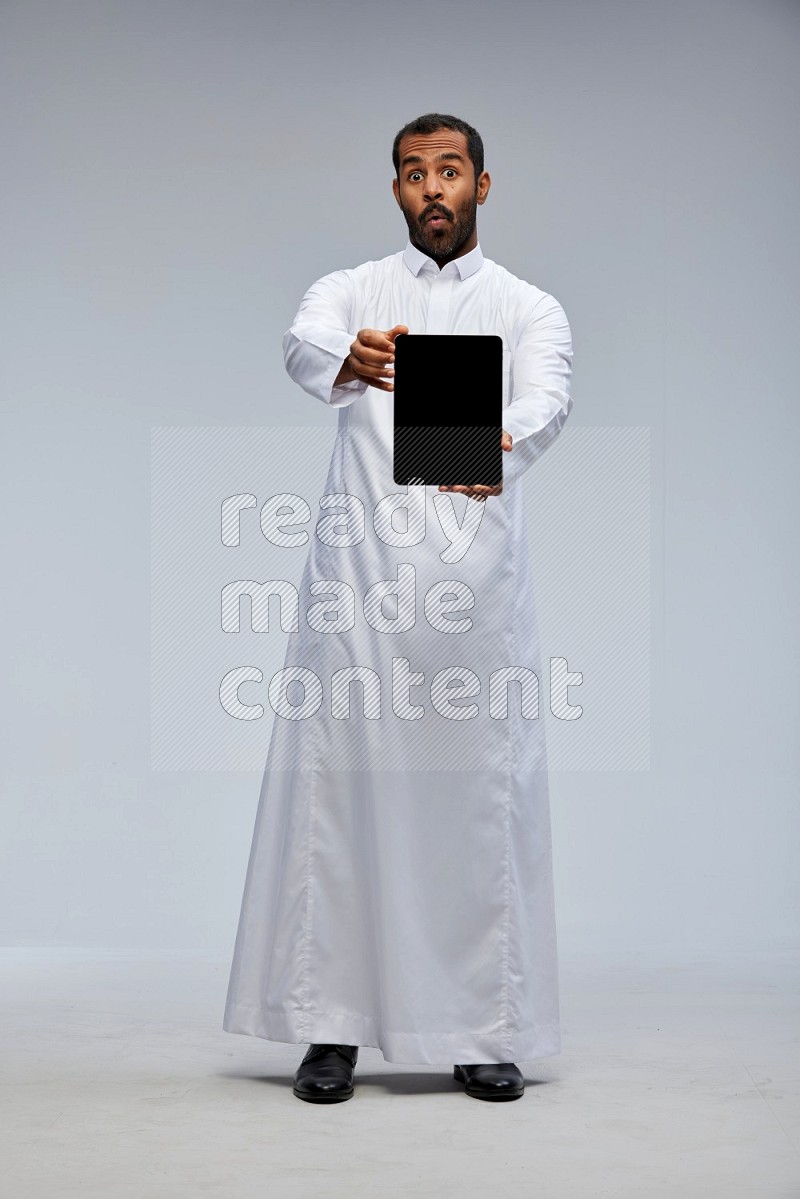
[392, 129, 489, 260]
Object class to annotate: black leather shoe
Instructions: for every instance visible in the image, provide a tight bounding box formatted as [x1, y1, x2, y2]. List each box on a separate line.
[453, 1062, 525, 1100]
[293, 1043, 359, 1103]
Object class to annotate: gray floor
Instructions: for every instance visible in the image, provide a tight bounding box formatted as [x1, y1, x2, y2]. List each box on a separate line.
[2, 946, 798, 1197]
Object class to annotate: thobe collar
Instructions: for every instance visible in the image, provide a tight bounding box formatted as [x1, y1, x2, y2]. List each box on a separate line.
[403, 238, 484, 280]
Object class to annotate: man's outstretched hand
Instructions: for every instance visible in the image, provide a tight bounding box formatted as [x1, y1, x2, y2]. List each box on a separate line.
[335, 324, 409, 391]
[439, 430, 513, 502]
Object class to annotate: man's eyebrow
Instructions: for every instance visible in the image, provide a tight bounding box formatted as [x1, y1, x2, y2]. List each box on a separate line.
[400, 152, 466, 169]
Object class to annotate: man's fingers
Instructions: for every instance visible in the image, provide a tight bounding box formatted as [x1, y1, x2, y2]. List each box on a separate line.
[354, 345, 396, 368]
[439, 483, 503, 500]
[360, 328, 394, 351]
[360, 327, 403, 354]
[351, 374, 392, 392]
[351, 350, 395, 373]
[349, 361, 394, 390]
[348, 327, 404, 390]
[349, 352, 395, 392]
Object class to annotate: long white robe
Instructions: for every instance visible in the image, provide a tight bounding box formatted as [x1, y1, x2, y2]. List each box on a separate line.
[223, 239, 574, 1065]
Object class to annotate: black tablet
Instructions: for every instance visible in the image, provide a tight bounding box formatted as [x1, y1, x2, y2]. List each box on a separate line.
[392, 333, 503, 488]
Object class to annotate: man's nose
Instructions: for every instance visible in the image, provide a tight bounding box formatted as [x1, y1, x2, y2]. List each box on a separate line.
[423, 178, 443, 201]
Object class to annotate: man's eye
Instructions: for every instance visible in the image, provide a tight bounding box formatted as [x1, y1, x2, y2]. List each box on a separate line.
[408, 169, 457, 181]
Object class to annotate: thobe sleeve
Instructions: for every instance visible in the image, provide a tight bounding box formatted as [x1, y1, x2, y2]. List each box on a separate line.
[282, 268, 369, 409]
[501, 292, 574, 486]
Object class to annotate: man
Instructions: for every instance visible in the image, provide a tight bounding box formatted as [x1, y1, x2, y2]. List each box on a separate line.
[223, 113, 574, 1103]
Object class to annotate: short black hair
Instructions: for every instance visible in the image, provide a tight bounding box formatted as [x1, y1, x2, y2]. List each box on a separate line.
[392, 113, 484, 186]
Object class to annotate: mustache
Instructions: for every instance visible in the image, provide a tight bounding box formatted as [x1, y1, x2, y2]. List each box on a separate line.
[421, 206, 453, 222]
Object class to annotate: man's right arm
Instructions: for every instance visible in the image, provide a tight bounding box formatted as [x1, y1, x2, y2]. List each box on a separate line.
[282, 268, 369, 409]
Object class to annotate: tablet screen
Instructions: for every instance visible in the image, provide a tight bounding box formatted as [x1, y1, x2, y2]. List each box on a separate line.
[393, 333, 503, 488]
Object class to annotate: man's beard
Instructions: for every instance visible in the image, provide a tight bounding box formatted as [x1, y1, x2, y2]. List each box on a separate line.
[403, 193, 478, 261]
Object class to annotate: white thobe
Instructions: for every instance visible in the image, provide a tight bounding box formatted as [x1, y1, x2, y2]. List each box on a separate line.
[223, 239, 574, 1065]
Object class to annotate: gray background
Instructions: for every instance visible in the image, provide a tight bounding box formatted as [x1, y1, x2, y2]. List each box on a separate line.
[1, 0, 797, 956]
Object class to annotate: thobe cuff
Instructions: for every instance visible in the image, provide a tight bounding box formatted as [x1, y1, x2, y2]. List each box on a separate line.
[502, 393, 574, 486]
[282, 327, 369, 409]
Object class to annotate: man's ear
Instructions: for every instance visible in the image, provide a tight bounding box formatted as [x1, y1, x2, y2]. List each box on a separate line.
[392, 177, 401, 207]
